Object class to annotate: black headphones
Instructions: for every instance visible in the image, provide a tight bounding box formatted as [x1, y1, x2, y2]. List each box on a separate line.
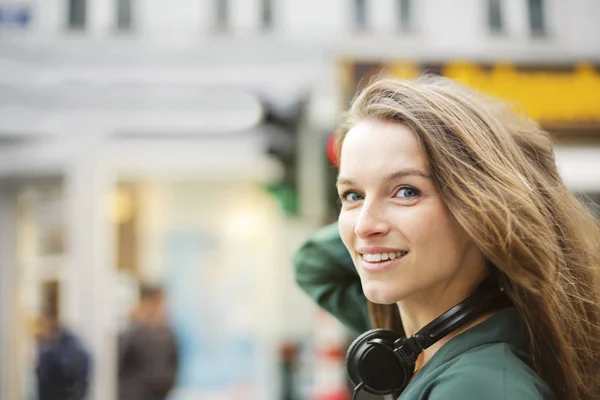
[345, 278, 505, 399]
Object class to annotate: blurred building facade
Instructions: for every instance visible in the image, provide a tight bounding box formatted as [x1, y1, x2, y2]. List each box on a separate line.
[0, 1, 599, 399]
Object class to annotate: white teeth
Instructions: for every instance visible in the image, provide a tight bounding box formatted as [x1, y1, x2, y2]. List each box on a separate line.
[361, 251, 406, 262]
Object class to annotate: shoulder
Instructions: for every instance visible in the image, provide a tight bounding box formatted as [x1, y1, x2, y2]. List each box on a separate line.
[426, 343, 554, 400]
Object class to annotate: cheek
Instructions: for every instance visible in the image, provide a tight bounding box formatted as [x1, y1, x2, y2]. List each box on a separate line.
[434, 210, 472, 252]
[405, 202, 469, 258]
[337, 211, 356, 249]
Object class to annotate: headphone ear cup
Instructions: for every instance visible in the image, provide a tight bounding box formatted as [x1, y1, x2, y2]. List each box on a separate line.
[345, 329, 411, 396]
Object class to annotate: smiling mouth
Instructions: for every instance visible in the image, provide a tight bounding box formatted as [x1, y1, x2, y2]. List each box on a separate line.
[360, 251, 408, 263]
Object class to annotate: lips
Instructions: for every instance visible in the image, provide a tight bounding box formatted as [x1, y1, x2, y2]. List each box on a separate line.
[360, 251, 408, 263]
[358, 250, 409, 273]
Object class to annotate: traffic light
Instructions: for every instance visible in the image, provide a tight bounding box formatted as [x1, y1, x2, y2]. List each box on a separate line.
[262, 100, 306, 216]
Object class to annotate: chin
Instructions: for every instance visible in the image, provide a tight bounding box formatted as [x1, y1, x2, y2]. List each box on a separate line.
[362, 282, 405, 305]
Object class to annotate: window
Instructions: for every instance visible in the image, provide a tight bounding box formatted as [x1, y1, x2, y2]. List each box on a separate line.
[397, 0, 411, 32]
[115, 0, 132, 31]
[215, 0, 228, 31]
[528, 0, 546, 36]
[354, 0, 367, 31]
[68, 0, 86, 30]
[487, 0, 503, 34]
[262, 0, 273, 31]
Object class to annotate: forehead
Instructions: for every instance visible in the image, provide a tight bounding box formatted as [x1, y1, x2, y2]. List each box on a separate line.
[339, 119, 428, 176]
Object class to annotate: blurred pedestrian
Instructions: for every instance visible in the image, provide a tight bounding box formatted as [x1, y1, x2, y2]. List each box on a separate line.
[118, 284, 179, 400]
[34, 313, 91, 400]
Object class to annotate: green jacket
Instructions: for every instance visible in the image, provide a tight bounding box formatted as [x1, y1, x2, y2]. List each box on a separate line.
[293, 222, 554, 400]
[398, 307, 554, 399]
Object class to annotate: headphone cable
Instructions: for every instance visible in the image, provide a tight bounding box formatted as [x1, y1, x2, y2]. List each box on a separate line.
[351, 382, 363, 400]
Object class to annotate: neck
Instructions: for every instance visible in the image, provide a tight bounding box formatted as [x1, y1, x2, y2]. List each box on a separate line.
[397, 283, 478, 337]
[396, 276, 492, 372]
[412, 312, 494, 373]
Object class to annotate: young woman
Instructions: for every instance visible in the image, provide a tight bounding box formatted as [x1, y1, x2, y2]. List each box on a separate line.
[294, 76, 600, 400]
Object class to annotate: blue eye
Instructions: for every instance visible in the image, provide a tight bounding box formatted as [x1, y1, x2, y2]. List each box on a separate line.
[396, 187, 420, 198]
[342, 191, 364, 202]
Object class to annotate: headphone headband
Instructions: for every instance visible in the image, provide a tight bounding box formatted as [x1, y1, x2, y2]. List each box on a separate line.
[410, 278, 499, 350]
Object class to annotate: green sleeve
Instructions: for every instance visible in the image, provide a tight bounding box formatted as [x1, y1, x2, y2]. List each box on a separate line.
[293, 222, 370, 334]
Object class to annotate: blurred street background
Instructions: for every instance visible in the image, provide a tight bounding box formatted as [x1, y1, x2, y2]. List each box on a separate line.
[0, 0, 599, 399]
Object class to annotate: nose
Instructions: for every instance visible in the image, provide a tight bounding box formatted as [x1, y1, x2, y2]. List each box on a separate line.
[354, 200, 390, 239]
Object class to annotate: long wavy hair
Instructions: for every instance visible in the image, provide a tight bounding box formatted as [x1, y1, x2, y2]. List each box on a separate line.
[335, 75, 600, 400]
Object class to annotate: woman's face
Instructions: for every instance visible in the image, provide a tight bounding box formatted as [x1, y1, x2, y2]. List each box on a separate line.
[337, 119, 486, 305]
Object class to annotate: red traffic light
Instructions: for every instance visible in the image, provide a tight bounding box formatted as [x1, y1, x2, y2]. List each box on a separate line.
[326, 133, 339, 168]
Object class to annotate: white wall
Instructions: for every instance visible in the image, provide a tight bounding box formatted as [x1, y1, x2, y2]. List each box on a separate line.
[137, 0, 202, 38]
[555, 0, 600, 53]
[505, 0, 529, 38]
[87, 0, 116, 36]
[3, 0, 599, 65]
[230, 0, 261, 34]
[2, 0, 598, 53]
[420, 0, 484, 51]
[367, 0, 398, 34]
[30, 0, 64, 34]
[555, 147, 600, 193]
[279, 0, 348, 37]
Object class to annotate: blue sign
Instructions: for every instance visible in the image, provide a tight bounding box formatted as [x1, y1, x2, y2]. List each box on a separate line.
[164, 232, 264, 398]
[0, 5, 31, 28]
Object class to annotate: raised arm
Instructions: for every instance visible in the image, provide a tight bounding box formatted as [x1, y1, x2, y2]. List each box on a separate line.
[293, 222, 370, 334]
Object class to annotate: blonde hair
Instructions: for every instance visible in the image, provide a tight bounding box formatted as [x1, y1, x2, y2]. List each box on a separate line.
[336, 75, 600, 400]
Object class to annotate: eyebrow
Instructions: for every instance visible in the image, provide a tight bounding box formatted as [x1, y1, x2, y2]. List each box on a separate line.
[336, 168, 431, 186]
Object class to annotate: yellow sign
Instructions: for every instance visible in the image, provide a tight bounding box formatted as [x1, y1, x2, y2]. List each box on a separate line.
[386, 61, 600, 124]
